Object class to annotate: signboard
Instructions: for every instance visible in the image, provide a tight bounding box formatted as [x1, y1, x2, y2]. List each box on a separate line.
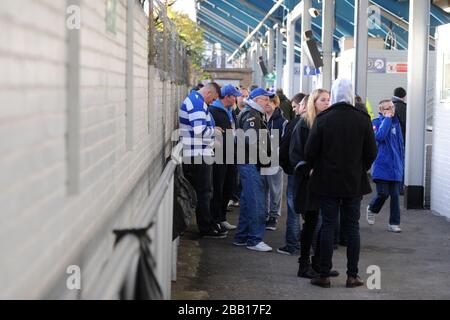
[387, 62, 408, 73]
[264, 72, 276, 82]
[368, 58, 386, 73]
[304, 66, 321, 76]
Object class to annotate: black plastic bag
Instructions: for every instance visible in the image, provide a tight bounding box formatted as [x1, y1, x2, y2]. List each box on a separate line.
[172, 165, 197, 240]
[114, 227, 163, 300]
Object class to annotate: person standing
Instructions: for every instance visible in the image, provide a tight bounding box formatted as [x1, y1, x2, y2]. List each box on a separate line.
[392, 87, 407, 195]
[262, 95, 287, 232]
[277, 92, 307, 255]
[180, 83, 227, 238]
[209, 85, 243, 231]
[233, 88, 273, 252]
[305, 78, 378, 288]
[229, 87, 250, 207]
[366, 100, 404, 233]
[290, 90, 334, 277]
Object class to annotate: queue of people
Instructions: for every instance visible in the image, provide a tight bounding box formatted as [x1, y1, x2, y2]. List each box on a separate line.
[179, 80, 407, 288]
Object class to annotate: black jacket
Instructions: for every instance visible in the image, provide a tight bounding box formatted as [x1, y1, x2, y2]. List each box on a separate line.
[392, 97, 406, 143]
[209, 105, 233, 164]
[304, 102, 378, 198]
[236, 106, 271, 167]
[289, 117, 320, 212]
[279, 116, 301, 175]
[266, 107, 287, 135]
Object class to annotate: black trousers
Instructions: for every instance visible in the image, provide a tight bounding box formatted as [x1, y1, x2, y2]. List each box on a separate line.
[319, 196, 362, 278]
[211, 164, 236, 223]
[300, 210, 320, 264]
[183, 162, 215, 234]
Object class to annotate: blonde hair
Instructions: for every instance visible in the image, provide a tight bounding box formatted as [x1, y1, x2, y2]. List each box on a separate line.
[270, 95, 280, 107]
[303, 89, 329, 128]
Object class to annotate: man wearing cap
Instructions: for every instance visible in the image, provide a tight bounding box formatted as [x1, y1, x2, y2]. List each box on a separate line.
[233, 88, 273, 252]
[209, 85, 242, 231]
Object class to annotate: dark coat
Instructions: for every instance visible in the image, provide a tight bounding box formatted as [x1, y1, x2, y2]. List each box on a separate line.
[236, 106, 271, 168]
[266, 107, 288, 136]
[392, 97, 407, 143]
[304, 102, 378, 198]
[279, 116, 301, 175]
[289, 117, 320, 212]
[209, 104, 233, 164]
[278, 94, 295, 121]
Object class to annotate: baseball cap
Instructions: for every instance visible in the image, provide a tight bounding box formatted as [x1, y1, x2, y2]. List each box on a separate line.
[221, 84, 243, 97]
[249, 87, 275, 100]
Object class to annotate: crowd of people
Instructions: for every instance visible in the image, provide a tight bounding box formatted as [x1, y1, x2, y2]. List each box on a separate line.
[179, 79, 408, 288]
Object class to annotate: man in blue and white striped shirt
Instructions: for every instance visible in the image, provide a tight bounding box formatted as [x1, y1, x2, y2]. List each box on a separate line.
[179, 83, 227, 238]
[180, 83, 220, 158]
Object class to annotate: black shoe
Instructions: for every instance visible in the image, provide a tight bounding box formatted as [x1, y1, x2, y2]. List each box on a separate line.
[311, 264, 339, 278]
[329, 270, 340, 277]
[310, 277, 331, 288]
[266, 217, 277, 231]
[298, 264, 320, 279]
[201, 229, 227, 239]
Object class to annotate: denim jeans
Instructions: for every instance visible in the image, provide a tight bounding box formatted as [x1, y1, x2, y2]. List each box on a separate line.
[319, 196, 362, 278]
[285, 175, 301, 251]
[369, 181, 401, 225]
[262, 168, 283, 219]
[234, 164, 266, 246]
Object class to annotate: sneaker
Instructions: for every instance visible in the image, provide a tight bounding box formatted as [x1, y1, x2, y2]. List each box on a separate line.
[277, 246, 299, 256]
[220, 221, 237, 230]
[215, 224, 229, 235]
[231, 201, 240, 207]
[388, 224, 402, 233]
[366, 206, 376, 225]
[247, 241, 273, 252]
[201, 230, 227, 239]
[266, 217, 277, 231]
[232, 240, 247, 246]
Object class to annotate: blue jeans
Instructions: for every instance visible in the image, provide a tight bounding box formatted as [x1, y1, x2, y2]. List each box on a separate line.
[369, 181, 401, 225]
[319, 196, 362, 278]
[285, 175, 301, 251]
[262, 168, 283, 219]
[234, 165, 266, 246]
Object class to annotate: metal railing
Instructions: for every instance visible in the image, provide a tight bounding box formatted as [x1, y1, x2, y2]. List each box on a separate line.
[84, 143, 183, 300]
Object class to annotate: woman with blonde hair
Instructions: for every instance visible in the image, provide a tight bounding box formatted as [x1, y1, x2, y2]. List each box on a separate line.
[289, 89, 336, 278]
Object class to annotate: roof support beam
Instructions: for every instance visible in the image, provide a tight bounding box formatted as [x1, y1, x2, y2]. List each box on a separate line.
[227, 0, 285, 63]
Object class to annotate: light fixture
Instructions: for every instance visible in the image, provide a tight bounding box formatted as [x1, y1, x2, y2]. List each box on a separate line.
[308, 8, 321, 18]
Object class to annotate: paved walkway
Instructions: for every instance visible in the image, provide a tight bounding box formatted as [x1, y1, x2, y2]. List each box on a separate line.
[172, 181, 450, 300]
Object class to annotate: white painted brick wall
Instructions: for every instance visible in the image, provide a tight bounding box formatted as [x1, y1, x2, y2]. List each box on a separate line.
[0, 0, 187, 298]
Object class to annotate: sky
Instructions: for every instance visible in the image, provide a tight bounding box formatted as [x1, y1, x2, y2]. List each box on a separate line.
[172, 0, 197, 22]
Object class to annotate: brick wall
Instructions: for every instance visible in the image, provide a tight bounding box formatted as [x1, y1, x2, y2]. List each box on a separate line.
[431, 24, 450, 220]
[0, 0, 187, 298]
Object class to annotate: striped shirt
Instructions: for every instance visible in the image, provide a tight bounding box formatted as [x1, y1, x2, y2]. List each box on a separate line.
[179, 91, 215, 157]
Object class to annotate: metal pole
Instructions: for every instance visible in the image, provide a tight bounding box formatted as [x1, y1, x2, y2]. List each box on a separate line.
[300, 0, 312, 94]
[321, 0, 334, 91]
[267, 28, 274, 74]
[353, 0, 369, 101]
[285, 15, 296, 98]
[275, 24, 284, 90]
[404, 0, 430, 209]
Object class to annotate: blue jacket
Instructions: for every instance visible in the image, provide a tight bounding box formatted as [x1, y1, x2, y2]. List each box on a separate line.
[371, 114, 405, 182]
